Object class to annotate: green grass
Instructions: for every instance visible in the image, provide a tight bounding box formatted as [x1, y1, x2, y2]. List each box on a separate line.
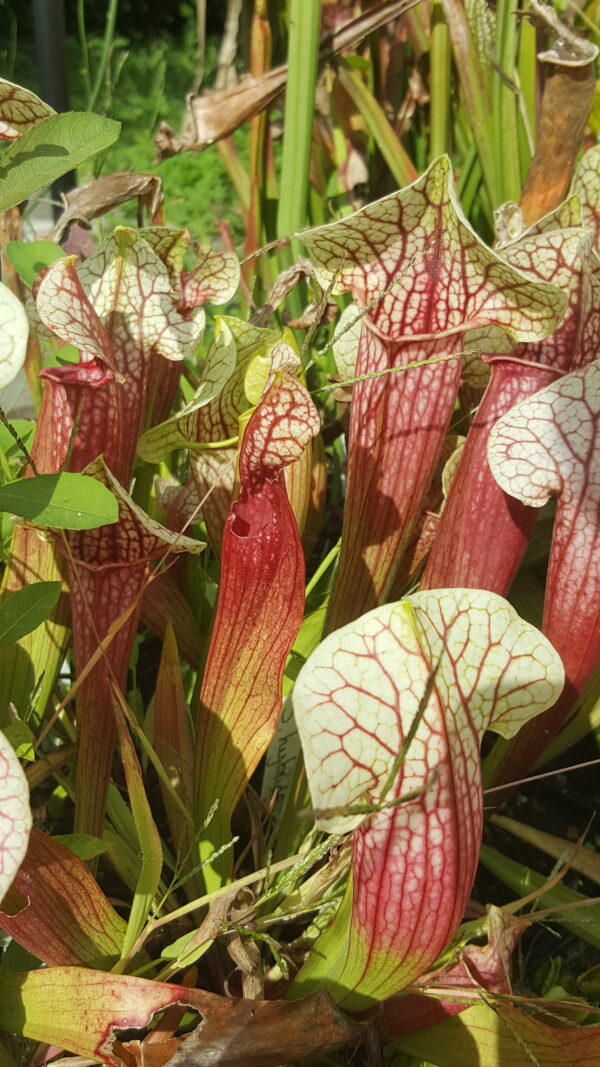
[3, 20, 248, 247]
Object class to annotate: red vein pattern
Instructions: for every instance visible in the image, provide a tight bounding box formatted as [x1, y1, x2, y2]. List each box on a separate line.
[573, 145, 600, 253]
[0, 828, 126, 967]
[0, 729, 31, 904]
[488, 362, 600, 782]
[36, 228, 219, 488]
[193, 351, 320, 884]
[301, 156, 565, 631]
[0, 77, 54, 139]
[423, 213, 600, 592]
[290, 590, 563, 1008]
[382, 907, 529, 1037]
[65, 461, 203, 837]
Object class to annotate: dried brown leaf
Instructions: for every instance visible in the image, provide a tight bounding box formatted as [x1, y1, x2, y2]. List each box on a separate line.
[155, 0, 421, 157]
[519, 2, 598, 225]
[164, 989, 365, 1066]
[44, 173, 164, 243]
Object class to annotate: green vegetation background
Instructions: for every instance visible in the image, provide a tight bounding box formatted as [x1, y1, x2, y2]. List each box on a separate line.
[0, 0, 251, 244]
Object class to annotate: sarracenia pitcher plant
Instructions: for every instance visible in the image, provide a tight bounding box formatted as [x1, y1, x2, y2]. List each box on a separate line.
[1, 66, 600, 1066]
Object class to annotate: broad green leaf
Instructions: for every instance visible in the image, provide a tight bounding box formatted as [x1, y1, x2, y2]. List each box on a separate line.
[0, 112, 120, 213]
[0, 524, 70, 729]
[290, 590, 564, 1008]
[0, 730, 31, 906]
[5, 239, 65, 288]
[0, 580, 61, 648]
[0, 281, 28, 389]
[0, 472, 118, 529]
[0, 968, 202, 1060]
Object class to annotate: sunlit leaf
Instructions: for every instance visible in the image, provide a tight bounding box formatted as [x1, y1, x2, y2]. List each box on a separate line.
[422, 202, 599, 592]
[290, 590, 564, 1008]
[393, 999, 600, 1065]
[136, 317, 237, 462]
[0, 419, 35, 459]
[0, 966, 362, 1065]
[300, 155, 567, 629]
[0, 112, 120, 212]
[0, 472, 118, 529]
[194, 345, 320, 888]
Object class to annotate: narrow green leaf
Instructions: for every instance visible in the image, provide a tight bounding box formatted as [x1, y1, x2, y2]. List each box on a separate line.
[0, 419, 35, 459]
[276, 0, 321, 260]
[0, 473, 118, 529]
[0, 112, 120, 212]
[479, 844, 600, 951]
[337, 64, 418, 188]
[5, 240, 65, 288]
[112, 689, 163, 966]
[0, 581, 61, 649]
[53, 833, 108, 862]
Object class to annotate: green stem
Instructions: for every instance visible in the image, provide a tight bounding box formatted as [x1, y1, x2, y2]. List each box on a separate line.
[517, 0, 537, 184]
[429, 0, 451, 162]
[88, 0, 120, 113]
[76, 0, 93, 104]
[493, 0, 521, 203]
[276, 0, 321, 248]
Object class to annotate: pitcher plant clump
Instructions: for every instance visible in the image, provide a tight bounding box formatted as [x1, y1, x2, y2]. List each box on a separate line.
[0, 10, 600, 1063]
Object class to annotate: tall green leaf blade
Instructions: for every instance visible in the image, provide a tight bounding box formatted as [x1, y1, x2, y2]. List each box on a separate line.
[0, 581, 61, 649]
[0, 112, 120, 212]
[0, 473, 118, 529]
[112, 691, 163, 966]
